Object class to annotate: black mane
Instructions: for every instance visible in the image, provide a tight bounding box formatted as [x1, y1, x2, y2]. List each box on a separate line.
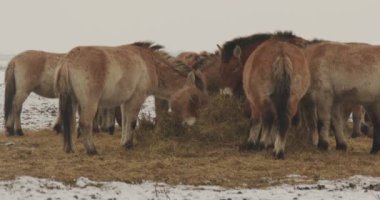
[221, 33, 272, 62]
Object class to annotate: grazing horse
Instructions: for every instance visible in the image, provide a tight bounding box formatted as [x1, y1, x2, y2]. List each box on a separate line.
[169, 72, 208, 125]
[194, 51, 221, 93]
[55, 42, 205, 154]
[304, 41, 380, 153]
[243, 36, 310, 159]
[168, 50, 221, 124]
[4, 50, 64, 135]
[154, 51, 202, 121]
[219, 32, 308, 147]
[176, 52, 201, 66]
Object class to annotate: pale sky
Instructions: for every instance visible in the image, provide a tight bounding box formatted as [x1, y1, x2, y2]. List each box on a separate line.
[1, 0, 380, 54]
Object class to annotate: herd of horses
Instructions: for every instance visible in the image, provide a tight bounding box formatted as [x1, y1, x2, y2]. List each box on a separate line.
[3, 31, 378, 159]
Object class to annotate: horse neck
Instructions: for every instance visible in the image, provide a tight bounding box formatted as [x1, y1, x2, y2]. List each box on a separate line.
[153, 54, 189, 99]
[240, 42, 266, 65]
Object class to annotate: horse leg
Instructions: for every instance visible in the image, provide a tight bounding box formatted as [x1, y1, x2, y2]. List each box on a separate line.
[365, 104, 380, 154]
[315, 96, 333, 151]
[105, 108, 116, 135]
[351, 105, 363, 138]
[12, 91, 29, 136]
[331, 103, 348, 151]
[155, 97, 169, 122]
[273, 115, 291, 160]
[120, 95, 145, 149]
[244, 103, 263, 150]
[78, 103, 98, 155]
[53, 114, 62, 133]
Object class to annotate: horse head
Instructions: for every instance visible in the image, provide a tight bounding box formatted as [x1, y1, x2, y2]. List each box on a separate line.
[169, 69, 208, 126]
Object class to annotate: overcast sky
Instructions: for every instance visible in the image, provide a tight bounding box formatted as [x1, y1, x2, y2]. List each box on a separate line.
[1, 0, 380, 54]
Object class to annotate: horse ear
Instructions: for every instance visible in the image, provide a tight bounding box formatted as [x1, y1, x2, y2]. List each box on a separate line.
[187, 70, 206, 92]
[233, 45, 242, 59]
[187, 71, 196, 83]
[217, 44, 222, 52]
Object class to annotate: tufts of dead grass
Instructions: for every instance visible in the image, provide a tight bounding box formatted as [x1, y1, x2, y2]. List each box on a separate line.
[1, 95, 380, 188]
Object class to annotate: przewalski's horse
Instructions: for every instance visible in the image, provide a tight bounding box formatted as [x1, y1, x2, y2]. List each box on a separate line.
[243, 35, 310, 159]
[4, 50, 64, 136]
[304, 41, 380, 153]
[218, 32, 308, 147]
[194, 51, 221, 93]
[154, 51, 202, 121]
[55, 42, 206, 154]
[176, 52, 201, 66]
[168, 50, 221, 124]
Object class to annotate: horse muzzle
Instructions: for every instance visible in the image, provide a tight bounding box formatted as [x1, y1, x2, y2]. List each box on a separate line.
[220, 87, 233, 97]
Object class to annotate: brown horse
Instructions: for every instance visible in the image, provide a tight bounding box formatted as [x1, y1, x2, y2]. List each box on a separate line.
[55, 42, 205, 154]
[219, 32, 308, 148]
[176, 51, 201, 66]
[242, 35, 310, 159]
[168, 50, 222, 124]
[169, 73, 208, 125]
[154, 51, 202, 122]
[4, 50, 64, 135]
[304, 41, 380, 153]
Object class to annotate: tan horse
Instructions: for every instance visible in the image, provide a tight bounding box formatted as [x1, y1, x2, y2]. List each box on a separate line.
[169, 74, 208, 125]
[242, 36, 310, 159]
[4, 50, 64, 135]
[55, 42, 205, 154]
[219, 32, 308, 149]
[154, 51, 202, 121]
[304, 41, 380, 153]
[168, 50, 222, 124]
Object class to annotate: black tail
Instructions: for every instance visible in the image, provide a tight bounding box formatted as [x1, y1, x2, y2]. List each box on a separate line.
[59, 92, 73, 152]
[271, 55, 292, 134]
[4, 61, 16, 125]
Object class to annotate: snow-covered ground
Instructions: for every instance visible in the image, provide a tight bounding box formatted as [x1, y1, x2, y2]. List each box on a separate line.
[0, 62, 378, 199]
[1, 175, 380, 200]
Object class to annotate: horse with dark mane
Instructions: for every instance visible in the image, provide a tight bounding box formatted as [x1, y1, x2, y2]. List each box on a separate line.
[242, 34, 310, 159]
[55, 42, 206, 154]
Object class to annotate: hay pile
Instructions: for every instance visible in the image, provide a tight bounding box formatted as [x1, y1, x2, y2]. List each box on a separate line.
[136, 94, 314, 154]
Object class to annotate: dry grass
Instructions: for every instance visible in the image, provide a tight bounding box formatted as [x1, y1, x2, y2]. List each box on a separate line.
[1, 96, 380, 188]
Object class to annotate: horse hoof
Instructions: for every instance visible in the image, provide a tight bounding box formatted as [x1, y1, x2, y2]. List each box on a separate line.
[370, 147, 380, 154]
[5, 127, 15, 136]
[108, 126, 115, 135]
[86, 148, 98, 155]
[15, 129, 24, 136]
[93, 127, 100, 133]
[317, 140, 329, 151]
[361, 124, 369, 135]
[124, 142, 134, 150]
[274, 151, 285, 160]
[53, 124, 61, 133]
[239, 142, 262, 152]
[336, 143, 348, 151]
[63, 146, 74, 153]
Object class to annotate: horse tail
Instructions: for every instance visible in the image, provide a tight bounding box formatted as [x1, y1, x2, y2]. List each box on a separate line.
[4, 60, 16, 124]
[272, 54, 293, 134]
[55, 64, 74, 152]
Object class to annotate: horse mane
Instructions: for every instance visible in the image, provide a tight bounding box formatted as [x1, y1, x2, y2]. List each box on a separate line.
[221, 33, 272, 62]
[192, 51, 220, 71]
[132, 41, 193, 76]
[132, 41, 164, 51]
